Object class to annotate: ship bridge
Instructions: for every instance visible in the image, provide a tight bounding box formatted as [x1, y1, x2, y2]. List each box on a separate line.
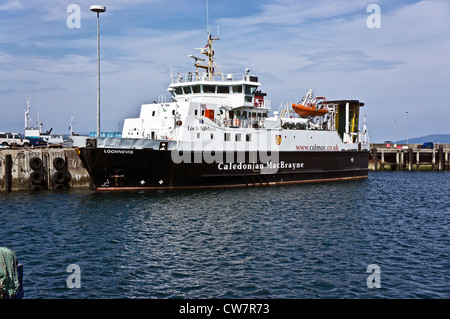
[168, 72, 269, 110]
[168, 33, 270, 113]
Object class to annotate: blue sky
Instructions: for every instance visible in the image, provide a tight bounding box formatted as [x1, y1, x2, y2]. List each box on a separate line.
[0, 0, 449, 142]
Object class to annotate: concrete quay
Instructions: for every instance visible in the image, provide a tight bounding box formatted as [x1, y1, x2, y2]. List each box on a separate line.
[1, 147, 91, 192]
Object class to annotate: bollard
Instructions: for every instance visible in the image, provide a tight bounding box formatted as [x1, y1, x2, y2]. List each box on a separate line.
[5, 154, 12, 192]
[409, 148, 413, 171]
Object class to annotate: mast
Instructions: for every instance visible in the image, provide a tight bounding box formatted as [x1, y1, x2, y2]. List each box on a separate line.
[193, 33, 224, 81]
[25, 98, 31, 129]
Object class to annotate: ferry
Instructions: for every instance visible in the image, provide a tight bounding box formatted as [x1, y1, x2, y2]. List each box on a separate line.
[72, 33, 370, 191]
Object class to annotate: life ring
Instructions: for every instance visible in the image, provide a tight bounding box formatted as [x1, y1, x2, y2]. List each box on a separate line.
[223, 118, 228, 126]
[386, 143, 391, 148]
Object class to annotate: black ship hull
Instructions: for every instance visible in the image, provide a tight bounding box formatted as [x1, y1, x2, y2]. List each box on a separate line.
[77, 147, 369, 191]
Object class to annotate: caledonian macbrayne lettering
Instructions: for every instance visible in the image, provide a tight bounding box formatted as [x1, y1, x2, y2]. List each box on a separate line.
[218, 161, 304, 171]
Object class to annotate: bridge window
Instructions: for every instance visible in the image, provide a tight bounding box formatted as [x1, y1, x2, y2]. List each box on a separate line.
[183, 86, 192, 94]
[217, 86, 230, 93]
[203, 85, 216, 93]
[245, 85, 257, 95]
[191, 85, 201, 93]
[232, 85, 242, 93]
[174, 87, 183, 95]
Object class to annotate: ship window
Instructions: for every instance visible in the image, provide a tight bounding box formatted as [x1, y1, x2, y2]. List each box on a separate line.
[203, 85, 216, 93]
[192, 85, 201, 93]
[172, 110, 175, 115]
[224, 133, 231, 141]
[152, 111, 155, 116]
[245, 85, 257, 95]
[243, 111, 247, 119]
[197, 133, 200, 139]
[232, 85, 242, 93]
[245, 96, 253, 103]
[235, 134, 241, 142]
[246, 134, 252, 142]
[183, 86, 192, 94]
[217, 86, 229, 93]
[194, 110, 198, 116]
[174, 87, 183, 95]
[210, 133, 214, 140]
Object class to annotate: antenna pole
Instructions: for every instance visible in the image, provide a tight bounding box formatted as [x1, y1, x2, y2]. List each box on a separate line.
[206, 0, 209, 34]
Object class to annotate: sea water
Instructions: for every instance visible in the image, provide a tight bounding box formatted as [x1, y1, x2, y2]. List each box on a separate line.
[1, 171, 449, 299]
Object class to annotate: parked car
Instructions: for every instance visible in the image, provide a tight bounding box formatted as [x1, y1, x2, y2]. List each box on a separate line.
[0, 132, 30, 147]
[419, 142, 434, 149]
[42, 134, 64, 148]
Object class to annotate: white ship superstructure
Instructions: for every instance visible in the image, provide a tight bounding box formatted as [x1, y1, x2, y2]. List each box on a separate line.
[120, 34, 368, 153]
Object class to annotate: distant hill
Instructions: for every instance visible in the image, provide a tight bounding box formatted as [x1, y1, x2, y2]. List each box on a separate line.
[397, 134, 450, 144]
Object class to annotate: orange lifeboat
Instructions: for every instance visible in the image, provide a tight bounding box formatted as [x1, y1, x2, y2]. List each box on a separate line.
[291, 103, 329, 117]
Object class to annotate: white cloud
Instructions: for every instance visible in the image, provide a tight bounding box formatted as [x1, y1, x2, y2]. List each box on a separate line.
[0, 0, 449, 141]
[0, 1, 23, 11]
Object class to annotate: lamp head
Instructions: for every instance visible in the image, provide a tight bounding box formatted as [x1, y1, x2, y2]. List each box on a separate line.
[90, 5, 106, 13]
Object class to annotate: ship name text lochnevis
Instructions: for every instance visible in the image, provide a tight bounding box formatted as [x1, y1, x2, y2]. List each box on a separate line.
[104, 149, 134, 155]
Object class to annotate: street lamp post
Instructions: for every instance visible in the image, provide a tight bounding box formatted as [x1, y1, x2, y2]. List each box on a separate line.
[394, 120, 397, 145]
[405, 111, 409, 145]
[90, 5, 106, 138]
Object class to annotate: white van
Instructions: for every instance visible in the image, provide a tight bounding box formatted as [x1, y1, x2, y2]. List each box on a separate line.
[42, 134, 64, 148]
[0, 132, 30, 147]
